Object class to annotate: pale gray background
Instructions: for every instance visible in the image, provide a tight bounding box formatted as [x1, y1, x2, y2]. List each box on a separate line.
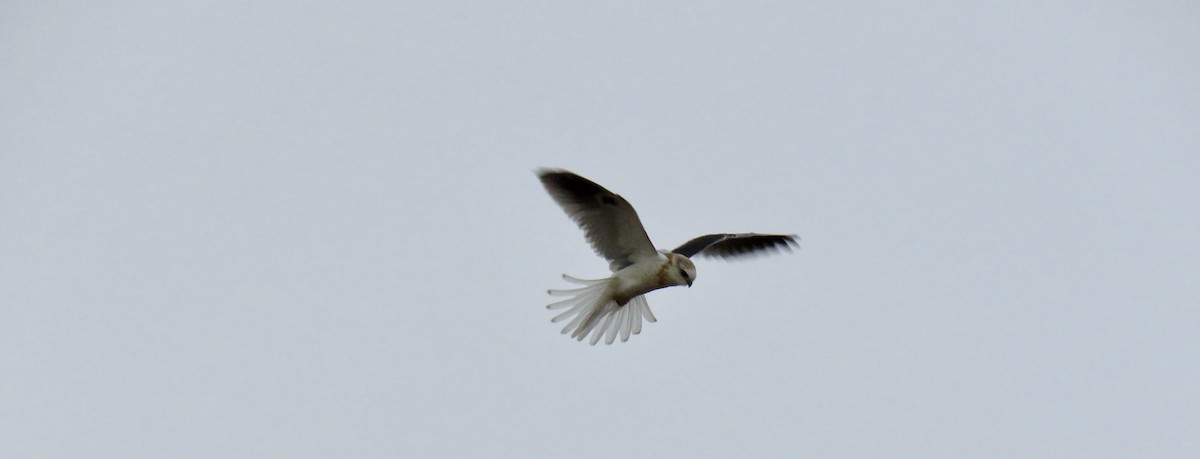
[3, 2, 1198, 457]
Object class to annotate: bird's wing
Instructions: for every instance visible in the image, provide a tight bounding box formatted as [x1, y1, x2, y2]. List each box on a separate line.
[672, 233, 798, 260]
[538, 169, 658, 270]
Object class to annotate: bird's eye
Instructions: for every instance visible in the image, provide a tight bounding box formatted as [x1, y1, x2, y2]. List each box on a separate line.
[680, 270, 689, 280]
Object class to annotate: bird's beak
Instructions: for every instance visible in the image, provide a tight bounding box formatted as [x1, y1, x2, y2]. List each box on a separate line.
[687, 280, 693, 288]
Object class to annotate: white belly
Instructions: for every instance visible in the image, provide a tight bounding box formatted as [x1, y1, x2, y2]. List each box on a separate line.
[611, 253, 672, 305]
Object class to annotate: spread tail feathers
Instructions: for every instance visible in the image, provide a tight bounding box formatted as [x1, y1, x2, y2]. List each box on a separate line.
[546, 274, 656, 345]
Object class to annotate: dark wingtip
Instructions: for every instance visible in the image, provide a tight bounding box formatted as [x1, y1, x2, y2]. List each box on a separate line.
[535, 168, 563, 184]
[537, 169, 613, 204]
[535, 167, 566, 178]
[701, 233, 802, 261]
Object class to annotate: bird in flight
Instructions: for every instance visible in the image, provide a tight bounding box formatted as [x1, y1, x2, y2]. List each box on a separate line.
[538, 169, 798, 345]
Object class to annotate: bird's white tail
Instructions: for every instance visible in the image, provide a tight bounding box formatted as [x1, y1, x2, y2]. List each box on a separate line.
[547, 274, 657, 345]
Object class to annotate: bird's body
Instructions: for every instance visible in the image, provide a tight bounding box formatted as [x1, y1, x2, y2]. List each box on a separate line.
[609, 250, 692, 305]
[538, 169, 796, 344]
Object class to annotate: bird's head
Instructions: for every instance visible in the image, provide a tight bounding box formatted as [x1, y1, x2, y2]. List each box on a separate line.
[668, 254, 697, 288]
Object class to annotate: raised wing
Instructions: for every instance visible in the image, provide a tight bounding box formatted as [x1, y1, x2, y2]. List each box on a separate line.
[538, 169, 658, 270]
[672, 233, 798, 260]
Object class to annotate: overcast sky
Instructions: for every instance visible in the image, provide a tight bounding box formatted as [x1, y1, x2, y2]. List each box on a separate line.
[3, 2, 1198, 457]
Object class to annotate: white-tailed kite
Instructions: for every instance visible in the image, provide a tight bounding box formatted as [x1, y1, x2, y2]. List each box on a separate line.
[538, 169, 798, 345]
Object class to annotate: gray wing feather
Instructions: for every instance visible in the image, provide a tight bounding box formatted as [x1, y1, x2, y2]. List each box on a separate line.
[538, 169, 658, 270]
[672, 233, 798, 260]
